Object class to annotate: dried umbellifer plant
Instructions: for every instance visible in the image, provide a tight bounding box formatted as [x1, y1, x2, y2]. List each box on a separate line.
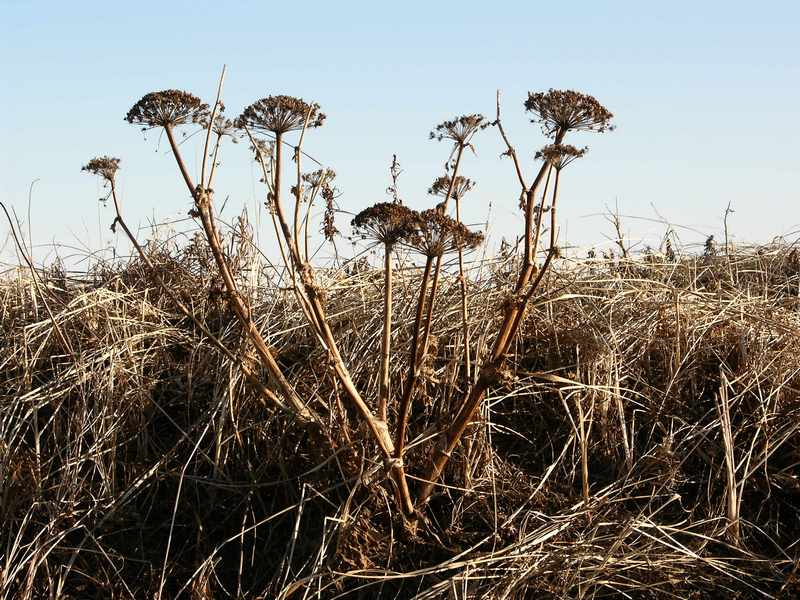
[97, 76, 611, 522]
[125, 82, 312, 420]
[396, 209, 484, 460]
[238, 94, 416, 516]
[417, 89, 613, 506]
[392, 117, 488, 453]
[429, 174, 477, 383]
[352, 203, 416, 421]
[80, 156, 286, 412]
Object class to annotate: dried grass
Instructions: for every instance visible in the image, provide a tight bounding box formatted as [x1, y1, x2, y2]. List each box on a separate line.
[1, 238, 799, 598]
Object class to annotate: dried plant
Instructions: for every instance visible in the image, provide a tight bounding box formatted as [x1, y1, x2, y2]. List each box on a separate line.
[403, 209, 483, 258]
[352, 202, 416, 420]
[125, 83, 312, 421]
[80, 155, 285, 412]
[417, 90, 614, 506]
[237, 95, 325, 135]
[429, 174, 477, 382]
[535, 143, 588, 170]
[524, 89, 614, 136]
[430, 113, 489, 147]
[352, 202, 416, 247]
[125, 89, 210, 130]
[428, 174, 475, 203]
[92, 80, 616, 525]
[240, 94, 416, 516]
[81, 156, 120, 183]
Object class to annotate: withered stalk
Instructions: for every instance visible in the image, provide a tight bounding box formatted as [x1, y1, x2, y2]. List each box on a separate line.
[267, 125, 415, 517]
[162, 123, 312, 421]
[417, 98, 567, 506]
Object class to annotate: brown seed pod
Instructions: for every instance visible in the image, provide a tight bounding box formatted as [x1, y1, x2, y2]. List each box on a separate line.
[430, 114, 489, 146]
[535, 144, 588, 170]
[428, 175, 475, 202]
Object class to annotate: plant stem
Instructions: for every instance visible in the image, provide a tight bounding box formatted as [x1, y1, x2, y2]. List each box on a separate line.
[164, 125, 312, 420]
[418, 132, 566, 505]
[455, 195, 471, 384]
[377, 244, 394, 421]
[396, 257, 433, 460]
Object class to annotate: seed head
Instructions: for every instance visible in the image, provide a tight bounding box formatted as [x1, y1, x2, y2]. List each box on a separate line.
[535, 144, 588, 170]
[428, 175, 475, 202]
[403, 209, 484, 257]
[302, 168, 336, 188]
[352, 202, 416, 247]
[524, 89, 613, 136]
[323, 193, 339, 242]
[237, 95, 325, 135]
[211, 113, 238, 141]
[82, 156, 121, 183]
[430, 114, 488, 146]
[125, 90, 210, 129]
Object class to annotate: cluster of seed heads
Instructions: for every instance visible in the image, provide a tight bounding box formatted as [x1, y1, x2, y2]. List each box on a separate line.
[352, 202, 417, 247]
[535, 144, 588, 170]
[352, 203, 483, 256]
[125, 90, 210, 130]
[403, 209, 484, 257]
[524, 89, 614, 136]
[430, 114, 489, 145]
[428, 175, 475, 201]
[81, 156, 121, 183]
[237, 95, 325, 135]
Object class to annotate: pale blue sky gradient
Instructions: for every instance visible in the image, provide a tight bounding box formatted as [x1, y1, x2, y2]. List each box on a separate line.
[2, 1, 799, 265]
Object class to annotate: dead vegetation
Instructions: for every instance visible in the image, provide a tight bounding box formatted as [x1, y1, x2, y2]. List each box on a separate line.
[1, 240, 799, 598]
[1, 77, 799, 598]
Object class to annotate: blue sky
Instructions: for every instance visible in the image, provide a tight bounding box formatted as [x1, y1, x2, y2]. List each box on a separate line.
[1, 1, 799, 265]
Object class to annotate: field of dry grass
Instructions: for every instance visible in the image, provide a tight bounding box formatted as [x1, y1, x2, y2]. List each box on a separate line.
[2, 238, 799, 599]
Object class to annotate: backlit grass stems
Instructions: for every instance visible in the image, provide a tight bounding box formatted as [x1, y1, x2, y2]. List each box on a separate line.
[110, 82, 612, 518]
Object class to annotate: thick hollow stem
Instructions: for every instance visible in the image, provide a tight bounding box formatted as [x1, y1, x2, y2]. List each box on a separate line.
[377, 245, 394, 421]
[455, 197, 471, 384]
[395, 257, 433, 459]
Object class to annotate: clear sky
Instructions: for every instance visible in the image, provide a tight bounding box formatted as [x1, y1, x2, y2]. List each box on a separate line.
[1, 1, 799, 266]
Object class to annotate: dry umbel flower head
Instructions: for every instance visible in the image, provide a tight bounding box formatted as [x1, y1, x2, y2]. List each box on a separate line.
[81, 156, 121, 183]
[430, 114, 489, 146]
[535, 144, 588, 170]
[237, 95, 325, 135]
[524, 89, 614, 135]
[352, 202, 416, 247]
[403, 209, 484, 257]
[125, 90, 210, 129]
[211, 113, 238, 141]
[302, 168, 336, 188]
[428, 175, 475, 201]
